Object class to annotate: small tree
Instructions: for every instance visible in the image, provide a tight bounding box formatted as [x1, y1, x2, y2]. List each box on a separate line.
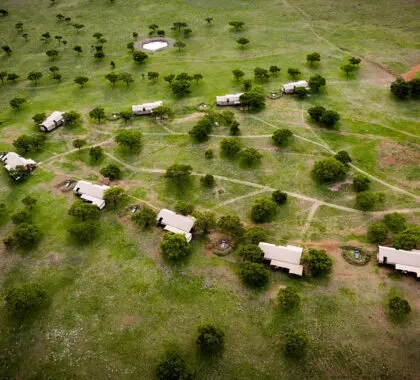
[73, 45, 83, 55]
[170, 80, 191, 96]
[320, 110, 340, 128]
[2, 45, 12, 55]
[46, 49, 59, 60]
[251, 198, 277, 223]
[63, 111, 81, 127]
[390, 78, 411, 99]
[22, 195, 37, 210]
[174, 201, 194, 216]
[72, 23, 85, 33]
[277, 287, 301, 310]
[383, 213, 407, 234]
[41, 32, 51, 43]
[311, 157, 347, 183]
[174, 41, 186, 52]
[349, 57, 361, 66]
[153, 105, 173, 121]
[32, 113, 46, 125]
[27, 71, 43, 85]
[0, 71, 7, 83]
[236, 244, 264, 263]
[68, 222, 97, 244]
[392, 227, 420, 250]
[353, 174, 370, 192]
[220, 138, 241, 158]
[156, 350, 192, 380]
[308, 74, 326, 93]
[193, 73, 203, 85]
[229, 21, 245, 31]
[165, 164, 193, 184]
[4, 283, 48, 318]
[68, 200, 100, 221]
[294, 87, 308, 99]
[192, 210, 216, 234]
[11, 210, 32, 225]
[205, 17, 213, 24]
[284, 330, 309, 357]
[205, 149, 214, 160]
[272, 128, 293, 147]
[243, 79, 252, 91]
[301, 248, 332, 276]
[103, 186, 127, 208]
[49, 65, 60, 74]
[13, 223, 42, 249]
[236, 37, 249, 48]
[240, 262, 270, 288]
[115, 130, 143, 152]
[119, 110, 133, 124]
[184, 28, 192, 37]
[105, 72, 119, 86]
[240, 86, 266, 110]
[217, 214, 244, 237]
[147, 71, 159, 83]
[254, 67, 269, 81]
[230, 121, 240, 136]
[94, 51, 105, 60]
[7, 73, 20, 83]
[233, 69, 245, 81]
[100, 164, 122, 180]
[131, 206, 157, 229]
[341, 64, 355, 76]
[89, 146, 104, 161]
[239, 148, 262, 167]
[244, 226, 267, 245]
[160, 232, 191, 261]
[334, 150, 352, 165]
[367, 222, 388, 243]
[74, 76, 89, 88]
[269, 65, 281, 76]
[272, 190, 287, 205]
[118, 72, 134, 87]
[132, 51, 148, 64]
[72, 139, 87, 150]
[287, 67, 301, 79]
[54, 35, 62, 44]
[356, 191, 383, 211]
[89, 106, 106, 123]
[196, 324, 225, 354]
[10, 97, 26, 110]
[164, 74, 175, 83]
[15, 22, 24, 33]
[306, 52, 321, 66]
[387, 295, 411, 322]
[200, 174, 216, 188]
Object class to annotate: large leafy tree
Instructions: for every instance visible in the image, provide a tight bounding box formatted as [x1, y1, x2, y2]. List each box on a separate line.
[301, 248, 333, 276]
[284, 330, 309, 357]
[156, 350, 192, 380]
[277, 287, 301, 310]
[240, 262, 270, 288]
[251, 198, 277, 223]
[68, 200, 100, 221]
[4, 283, 48, 318]
[220, 138, 241, 157]
[240, 86, 266, 110]
[89, 106, 106, 123]
[311, 157, 347, 183]
[164, 164, 193, 184]
[103, 186, 127, 208]
[383, 212, 407, 234]
[100, 164, 122, 180]
[217, 214, 244, 237]
[131, 206, 157, 229]
[272, 129, 293, 147]
[306, 52, 321, 66]
[115, 130, 143, 152]
[196, 324, 225, 354]
[160, 232, 191, 261]
[236, 244, 264, 263]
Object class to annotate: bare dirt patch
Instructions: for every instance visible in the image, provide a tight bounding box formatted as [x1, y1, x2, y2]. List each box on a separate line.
[120, 315, 137, 326]
[205, 231, 234, 257]
[402, 64, 420, 81]
[328, 179, 353, 192]
[377, 141, 420, 167]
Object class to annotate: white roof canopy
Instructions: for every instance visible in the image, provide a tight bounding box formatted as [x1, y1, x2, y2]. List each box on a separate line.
[40, 111, 64, 131]
[378, 246, 420, 277]
[216, 93, 243, 104]
[132, 101, 163, 113]
[157, 208, 195, 239]
[259, 242, 304, 276]
[74, 180, 109, 210]
[0, 152, 36, 171]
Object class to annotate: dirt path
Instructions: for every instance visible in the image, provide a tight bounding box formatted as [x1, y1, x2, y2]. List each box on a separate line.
[402, 64, 420, 81]
[214, 189, 271, 208]
[302, 202, 320, 239]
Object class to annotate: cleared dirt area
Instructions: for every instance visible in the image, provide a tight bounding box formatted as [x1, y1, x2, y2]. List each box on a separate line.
[402, 64, 420, 81]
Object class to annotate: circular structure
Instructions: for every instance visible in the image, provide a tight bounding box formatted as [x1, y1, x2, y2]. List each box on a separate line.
[340, 245, 372, 266]
[135, 37, 175, 53]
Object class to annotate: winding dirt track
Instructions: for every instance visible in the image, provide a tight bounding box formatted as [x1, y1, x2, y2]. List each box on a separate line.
[402, 65, 420, 81]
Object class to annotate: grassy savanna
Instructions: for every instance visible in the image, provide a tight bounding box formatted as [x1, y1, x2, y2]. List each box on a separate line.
[0, 0, 419, 378]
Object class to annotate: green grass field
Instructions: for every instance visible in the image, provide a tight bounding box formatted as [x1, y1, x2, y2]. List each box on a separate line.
[0, 0, 419, 378]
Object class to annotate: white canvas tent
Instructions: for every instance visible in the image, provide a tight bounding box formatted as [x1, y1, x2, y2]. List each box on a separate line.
[281, 80, 309, 94]
[157, 208, 195, 242]
[73, 180, 109, 210]
[259, 242, 304, 276]
[132, 101, 163, 115]
[0, 152, 36, 171]
[40, 111, 65, 132]
[378, 246, 420, 278]
[216, 93, 243, 106]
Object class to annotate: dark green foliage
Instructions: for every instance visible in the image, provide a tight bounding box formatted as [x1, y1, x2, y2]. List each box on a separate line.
[240, 86, 266, 110]
[301, 248, 333, 276]
[103, 186, 127, 208]
[272, 190, 287, 205]
[8, 166, 31, 181]
[156, 350, 192, 380]
[383, 213, 407, 234]
[410, 78, 420, 97]
[277, 287, 301, 310]
[174, 201, 194, 216]
[356, 191, 385, 211]
[188, 116, 213, 142]
[204, 149, 214, 160]
[62, 111, 81, 127]
[272, 128, 293, 147]
[341, 63, 355, 76]
[11, 210, 31, 225]
[320, 110, 340, 128]
[10, 97, 26, 110]
[311, 157, 347, 183]
[153, 106, 173, 121]
[105, 72, 119, 86]
[68, 201, 100, 221]
[2, 45, 12, 55]
[353, 174, 370, 192]
[254, 67, 269, 81]
[200, 174, 216, 187]
[192, 210, 216, 234]
[132, 51, 148, 63]
[239, 148, 262, 166]
[240, 262, 270, 288]
[164, 74, 175, 83]
[349, 57, 361, 66]
[232, 69, 245, 81]
[13, 134, 46, 153]
[11, 223, 42, 249]
[94, 51, 105, 60]
[392, 226, 420, 250]
[115, 130, 142, 152]
[4, 283, 48, 317]
[32, 113, 46, 125]
[74, 75, 89, 88]
[7, 73, 20, 82]
[131, 206, 157, 229]
[308, 74, 326, 93]
[147, 71, 159, 82]
[287, 67, 301, 79]
[367, 222, 388, 243]
[217, 214, 244, 237]
[170, 79, 191, 96]
[229, 21, 245, 31]
[89, 146, 104, 161]
[72, 139, 87, 150]
[236, 244, 264, 263]
[387, 296, 411, 322]
[307, 52, 321, 65]
[68, 222, 97, 244]
[284, 330, 309, 357]
[46, 49, 59, 60]
[100, 164, 122, 180]
[294, 86, 308, 99]
[160, 232, 191, 261]
[118, 72, 134, 86]
[220, 138, 241, 157]
[334, 150, 352, 165]
[174, 41, 186, 52]
[244, 226, 267, 245]
[243, 79, 252, 91]
[22, 195, 37, 209]
[196, 324, 225, 354]
[73, 45, 83, 54]
[165, 164, 193, 184]
[269, 65, 281, 75]
[229, 121, 240, 136]
[390, 78, 412, 99]
[119, 110, 133, 123]
[251, 198, 277, 223]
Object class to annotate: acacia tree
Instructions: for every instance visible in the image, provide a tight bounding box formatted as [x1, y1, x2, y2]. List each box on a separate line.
[269, 65, 281, 76]
[115, 130, 143, 152]
[68, 200, 100, 221]
[272, 128, 293, 147]
[236, 37, 249, 48]
[240, 262, 270, 288]
[220, 138, 241, 157]
[63, 111, 81, 127]
[132, 51, 148, 64]
[353, 174, 370, 192]
[22, 195, 37, 210]
[387, 295, 411, 322]
[153, 105, 173, 121]
[287, 67, 301, 79]
[306, 52, 321, 66]
[160, 232, 191, 261]
[73, 45, 83, 55]
[164, 164, 193, 184]
[105, 72, 119, 86]
[147, 71, 159, 83]
[174, 41, 186, 52]
[193, 73, 203, 85]
[100, 164, 122, 180]
[308, 74, 326, 93]
[89, 106, 106, 123]
[229, 21, 244, 31]
[74, 76, 89, 88]
[118, 72, 134, 87]
[233, 69, 245, 81]
[341, 64, 355, 76]
[72, 139, 87, 150]
[103, 186, 127, 208]
[254, 67, 269, 81]
[27, 71, 43, 85]
[10, 97, 26, 110]
[46, 49, 59, 60]
[89, 146, 104, 161]
[170, 79, 191, 96]
[2, 45, 12, 55]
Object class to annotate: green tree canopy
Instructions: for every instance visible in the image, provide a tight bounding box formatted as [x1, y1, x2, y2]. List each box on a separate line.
[240, 262, 270, 288]
[68, 200, 100, 221]
[100, 164, 122, 180]
[220, 138, 241, 157]
[196, 324, 225, 354]
[284, 330, 309, 357]
[244, 226, 267, 245]
[277, 287, 301, 310]
[68, 222, 97, 244]
[131, 206, 157, 229]
[103, 186, 127, 208]
[272, 190, 288, 205]
[5, 283, 48, 318]
[353, 174, 370, 192]
[387, 295, 411, 322]
[217, 214, 244, 237]
[115, 130, 143, 152]
[301, 248, 332, 276]
[311, 157, 347, 183]
[272, 129, 293, 147]
[156, 350, 192, 380]
[367, 222, 388, 243]
[236, 244, 264, 263]
[251, 198, 277, 223]
[383, 213, 407, 234]
[160, 232, 191, 261]
[164, 164, 193, 184]
[239, 148, 262, 167]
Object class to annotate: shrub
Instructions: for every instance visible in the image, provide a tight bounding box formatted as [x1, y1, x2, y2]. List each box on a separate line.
[353, 174, 370, 192]
[272, 128, 293, 147]
[284, 330, 309, 357]
[387, 295, 411, 322]
[272, 190, 287, 205]
[200, 174, 216, 188]
[311, 157, 347, 183]
[12, 223, 42, 249]
[160, 232, 191, 261]
[204, 149, 214, 159]
[192, 210, 216, 235]
[277, 287, 301, 310]
[307, 106, 326, 122]
[240, 262, 270, 288]
[239, 148, 262, 167]
[320, 110, 340, 128]
[367, 222, 388, 243]
[244, 226, 267, 245]
[89, 146, 104, 161]
[131, 206, 157, 229]
[5, 283, 48, 317]
[356, 191, 385, 211]
[100, 164, 122, 180]
[165, 164, 193, 184]
[251, 198, 277, 223]
[156, 350, 192, 380]
[174, 201, 194, 216]
[220, 138, 241, 157]
[68, 222, 97, 244]
[392, 226, 420, 250]
[217, 214, 244, 237]
[301, 248, 332, 276]
[334, 150, 352, 165]
[383, 213, 407, 234]
[196, 323, 225, 354]
[236, 244, 264, 263]
[11, 210, 31, 225]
